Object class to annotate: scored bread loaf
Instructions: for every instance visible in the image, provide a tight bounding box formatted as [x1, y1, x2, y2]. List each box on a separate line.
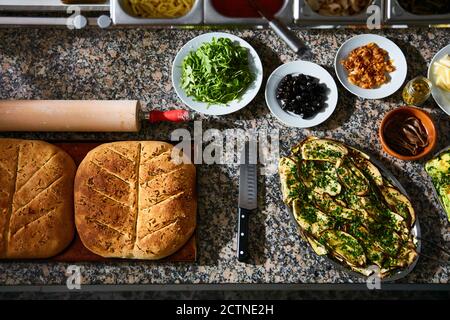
[74, 141, 196, 260]
[0, 139, 76, 259]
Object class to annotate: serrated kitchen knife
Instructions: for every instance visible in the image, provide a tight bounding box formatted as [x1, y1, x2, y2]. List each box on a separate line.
[237, 141, 258, 262]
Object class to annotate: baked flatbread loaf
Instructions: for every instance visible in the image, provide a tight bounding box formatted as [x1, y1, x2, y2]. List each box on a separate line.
[74, 141, 196, 260]
[0, 139, 76, 259]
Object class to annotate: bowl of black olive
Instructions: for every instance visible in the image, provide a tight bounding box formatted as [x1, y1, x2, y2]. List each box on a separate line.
[265, 61, 338, 128]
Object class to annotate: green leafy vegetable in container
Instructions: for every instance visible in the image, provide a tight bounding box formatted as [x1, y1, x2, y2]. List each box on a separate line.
[425, 148, 450, 221]
[181, 37, 254, 105]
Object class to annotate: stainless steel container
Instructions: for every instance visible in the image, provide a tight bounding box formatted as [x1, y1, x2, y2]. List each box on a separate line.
[111, 0, 203, 25]
[294, 0, 382, 26]
[0, 0, 109, 12]
[0, 0, 110, 27]
[203, 0, 294, 26]
[385, 0, 450, 26]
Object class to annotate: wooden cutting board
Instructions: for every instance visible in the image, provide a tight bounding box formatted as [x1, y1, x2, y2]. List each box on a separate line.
[50, 142, 196, 263]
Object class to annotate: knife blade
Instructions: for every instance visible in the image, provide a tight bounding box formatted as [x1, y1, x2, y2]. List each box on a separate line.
[237, 141, 257, 262]
[247, 0, 308, 56]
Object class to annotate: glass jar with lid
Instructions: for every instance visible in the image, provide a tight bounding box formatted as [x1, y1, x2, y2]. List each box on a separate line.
[402, 76, 432, 106]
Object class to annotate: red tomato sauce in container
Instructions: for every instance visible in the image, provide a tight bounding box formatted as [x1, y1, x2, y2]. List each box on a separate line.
[211, 0, 285, 18]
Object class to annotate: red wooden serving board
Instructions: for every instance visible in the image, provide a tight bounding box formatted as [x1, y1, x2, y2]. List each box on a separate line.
[50, 142, 196, 263]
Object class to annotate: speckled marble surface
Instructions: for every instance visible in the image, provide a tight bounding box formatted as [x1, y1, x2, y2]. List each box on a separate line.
[0, 27, 449, 287]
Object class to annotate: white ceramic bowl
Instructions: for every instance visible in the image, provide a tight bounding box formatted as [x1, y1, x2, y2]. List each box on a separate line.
[335, 34, 407, 100]
[428, 44, 450, 116]
[172, 32, 263, 116]
[265, 60, 338, 128]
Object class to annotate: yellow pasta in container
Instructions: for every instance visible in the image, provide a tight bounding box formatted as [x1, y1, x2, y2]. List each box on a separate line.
[124, 0, 195, 18]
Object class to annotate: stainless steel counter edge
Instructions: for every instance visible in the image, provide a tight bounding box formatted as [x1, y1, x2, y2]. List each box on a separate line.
[0, 0, 109, 12]
[0, 0, 449, 27]
[1, 283, 450, 292]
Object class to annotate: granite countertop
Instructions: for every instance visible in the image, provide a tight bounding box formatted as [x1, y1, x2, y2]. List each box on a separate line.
[0, 27, 449, 287]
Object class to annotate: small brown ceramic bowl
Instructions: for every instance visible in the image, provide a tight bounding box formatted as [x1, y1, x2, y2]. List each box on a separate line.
[379, 106, 437, 161]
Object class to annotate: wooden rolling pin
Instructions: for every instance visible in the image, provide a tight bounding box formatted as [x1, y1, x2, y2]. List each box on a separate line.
[0, 100, 191, 132]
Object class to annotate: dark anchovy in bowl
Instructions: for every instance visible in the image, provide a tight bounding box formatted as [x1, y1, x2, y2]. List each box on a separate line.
[384, 114, 429, 156]
[402, 117, 429, 147]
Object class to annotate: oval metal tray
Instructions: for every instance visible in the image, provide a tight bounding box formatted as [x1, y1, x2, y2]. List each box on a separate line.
[285, 145, 421, 283]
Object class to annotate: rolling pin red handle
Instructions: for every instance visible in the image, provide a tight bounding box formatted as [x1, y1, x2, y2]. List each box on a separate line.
[145, 110, 193, 123]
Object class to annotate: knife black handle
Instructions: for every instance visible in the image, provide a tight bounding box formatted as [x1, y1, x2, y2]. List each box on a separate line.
[237, 207, 251, 262]
[269, 19, 307, 56]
